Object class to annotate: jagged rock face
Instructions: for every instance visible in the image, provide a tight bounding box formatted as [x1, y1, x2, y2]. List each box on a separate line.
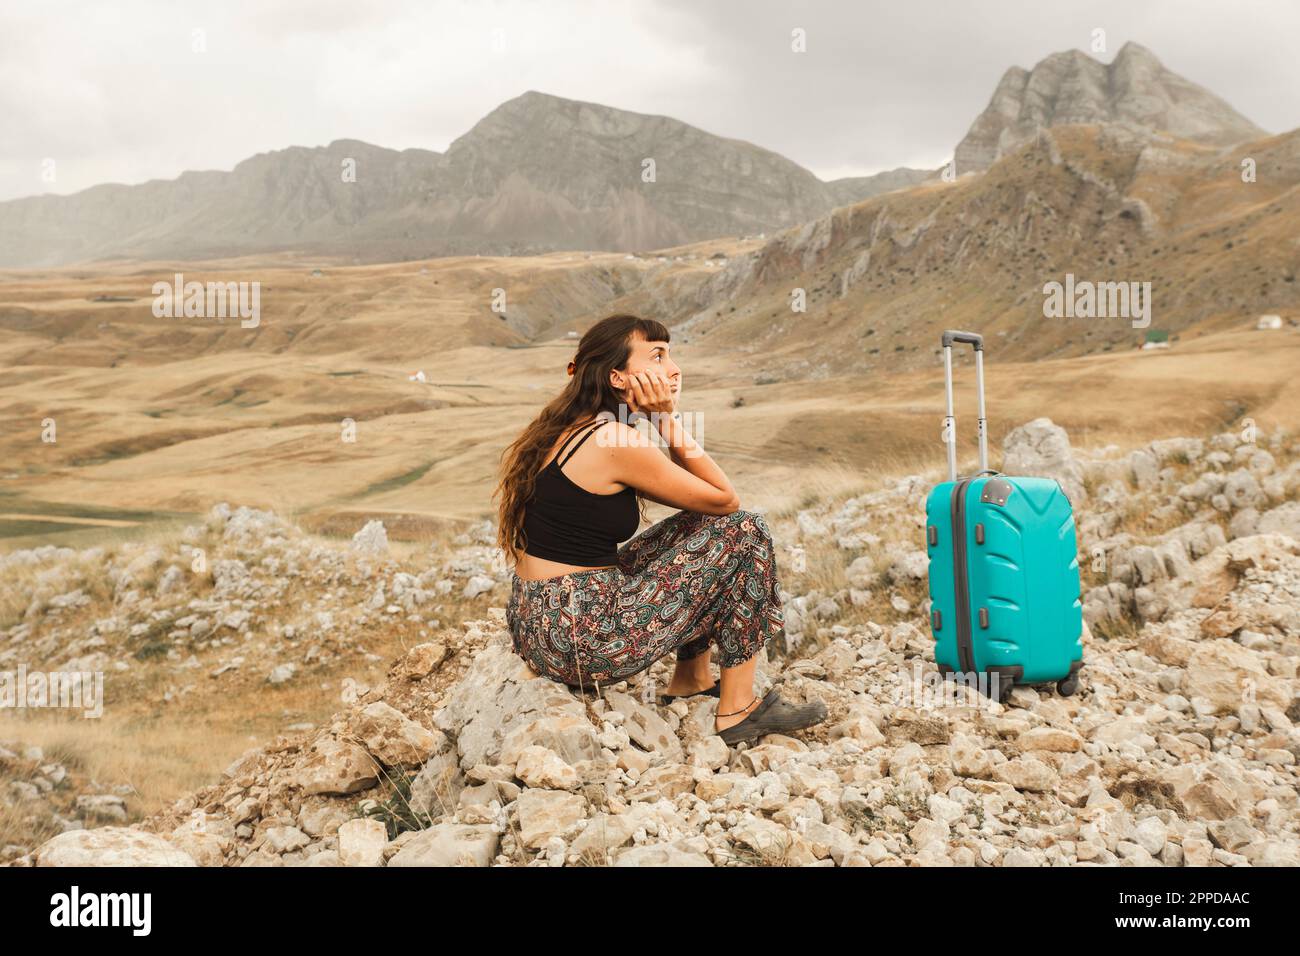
[955, 42, 1266, 172]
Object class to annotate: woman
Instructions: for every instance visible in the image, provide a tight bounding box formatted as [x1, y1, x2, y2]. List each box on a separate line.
[495, 313, 827, 747]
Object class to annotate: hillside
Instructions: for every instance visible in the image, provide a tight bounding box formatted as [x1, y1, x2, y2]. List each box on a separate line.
[7, 418, 1298, 866]
[674, 124, 1300, 378]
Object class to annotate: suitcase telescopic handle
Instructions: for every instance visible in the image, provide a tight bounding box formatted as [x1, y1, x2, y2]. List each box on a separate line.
[941, 330, 983, 350]
[941, 329, 989, 482]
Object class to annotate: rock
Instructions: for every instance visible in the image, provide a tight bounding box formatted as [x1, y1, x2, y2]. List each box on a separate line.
[268, 663, 296, 685]
[1128, 448, 1160, 487]
[167, 824, 230, 866]
[887, 550, 930, 582]
[75, 794, 128, 823]
[348, 702, 447, 768]
[1018, 727, 1083, 752]
[909, 817, 950, 850]
[393, 642, 448, 680]
[435, 637, 597, 770]
[1221, 469, 1263, 510]
[570, 808, 649, 858]
[1182, 838, 1214, 866]
[301, 850, 342, 867]
[604, 690, 684, 762]
[1207, 817, 1261, 853]
[36, 828, 197, 866]
[463, 575, 496, 599]
[294, 736, 379, 796]
[263, 825, 310, 854]
[1001, 418, 1087, 503]
[351, 520, 389, 554]
[387, 824, 499, 866]
[515, 789, 586, 850]
[1001, 848, 1041, 867]
[1133, 817, 1167, 855]
[406, 751, 465, 818]
[949, 734, 994, 778]
[927, 794, 965, 825]
[514, 746, 580, 791]
[337, 818, 388, 866]
[614, 844, 713, 867]
[992, 756, 1058, 792]
[1257, 501, 1300, 541]
[1184, 640, 1290, 714]
[846, 555, 876, 589]
[1149, 437, 1203, 465]
[732, 815, 816, 864]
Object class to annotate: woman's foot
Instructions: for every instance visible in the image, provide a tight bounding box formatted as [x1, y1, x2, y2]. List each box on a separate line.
[662, 674, 718, 698]
[662, 653, 714, 699]
[714, 688, 829, 746]
[714, 693, 763, 732]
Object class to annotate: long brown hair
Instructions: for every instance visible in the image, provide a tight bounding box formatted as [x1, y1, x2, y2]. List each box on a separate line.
[494, 313, 669, 568]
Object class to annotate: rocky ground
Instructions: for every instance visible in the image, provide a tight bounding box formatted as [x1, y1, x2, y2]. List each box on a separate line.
[5, 418, 1299, 866]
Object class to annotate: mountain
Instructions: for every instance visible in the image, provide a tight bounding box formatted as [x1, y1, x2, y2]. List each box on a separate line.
[0, 92, 917, 268]
[671, 121, 1300, 379]
[825, 167, 936, 205]
[954, 42, 1267, 172]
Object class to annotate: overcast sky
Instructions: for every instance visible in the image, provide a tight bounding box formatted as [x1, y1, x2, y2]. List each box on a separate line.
[4, 0, 1299, 202]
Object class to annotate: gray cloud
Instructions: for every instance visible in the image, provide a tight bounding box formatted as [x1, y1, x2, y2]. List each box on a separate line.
[3, 0, 1297, 201]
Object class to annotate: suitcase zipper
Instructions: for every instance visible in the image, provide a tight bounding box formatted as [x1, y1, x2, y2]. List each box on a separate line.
[949, 476, 975, 673]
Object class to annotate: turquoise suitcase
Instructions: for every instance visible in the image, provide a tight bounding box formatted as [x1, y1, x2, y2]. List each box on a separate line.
[923, 331, 1084, 703]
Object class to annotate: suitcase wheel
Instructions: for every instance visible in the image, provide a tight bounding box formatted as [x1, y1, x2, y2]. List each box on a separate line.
[1056, 673, 1080, 697]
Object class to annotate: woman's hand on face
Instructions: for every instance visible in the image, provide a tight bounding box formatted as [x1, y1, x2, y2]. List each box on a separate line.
[624, 369, 677, 417]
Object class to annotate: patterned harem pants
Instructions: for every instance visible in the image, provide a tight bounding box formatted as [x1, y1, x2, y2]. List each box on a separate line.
[506, 509, 786, 690]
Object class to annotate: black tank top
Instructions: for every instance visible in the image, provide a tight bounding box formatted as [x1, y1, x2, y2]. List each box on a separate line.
[520, 417, 640, 566]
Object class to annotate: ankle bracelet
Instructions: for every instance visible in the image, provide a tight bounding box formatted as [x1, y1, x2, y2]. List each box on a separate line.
[716, 695, 757, 718]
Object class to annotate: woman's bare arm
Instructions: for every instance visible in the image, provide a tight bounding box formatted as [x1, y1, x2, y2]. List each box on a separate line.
[609, 418, 738, 514]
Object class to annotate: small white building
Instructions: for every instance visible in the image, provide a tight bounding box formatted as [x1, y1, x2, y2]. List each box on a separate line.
[408, 370, 427, 383]
[1256, 314, 1283, 330]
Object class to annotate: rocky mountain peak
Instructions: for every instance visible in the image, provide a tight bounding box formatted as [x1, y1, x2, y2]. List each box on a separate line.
[955, 43, 1266, 172]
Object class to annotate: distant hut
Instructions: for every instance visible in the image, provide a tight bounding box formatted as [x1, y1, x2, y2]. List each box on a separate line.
[1256, 314, 1283, 330]
[1140, 329, 1170, 350]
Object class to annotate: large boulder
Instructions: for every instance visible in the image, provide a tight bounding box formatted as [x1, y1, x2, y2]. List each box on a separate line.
[1001, 418, 1087, 504]
[434, 634, 599, 770]
[36, 828, 197, 866]
[387, 823, 499, 866]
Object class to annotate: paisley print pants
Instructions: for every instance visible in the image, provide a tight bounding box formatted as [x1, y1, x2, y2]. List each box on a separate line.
[506, 509, 785, 690]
